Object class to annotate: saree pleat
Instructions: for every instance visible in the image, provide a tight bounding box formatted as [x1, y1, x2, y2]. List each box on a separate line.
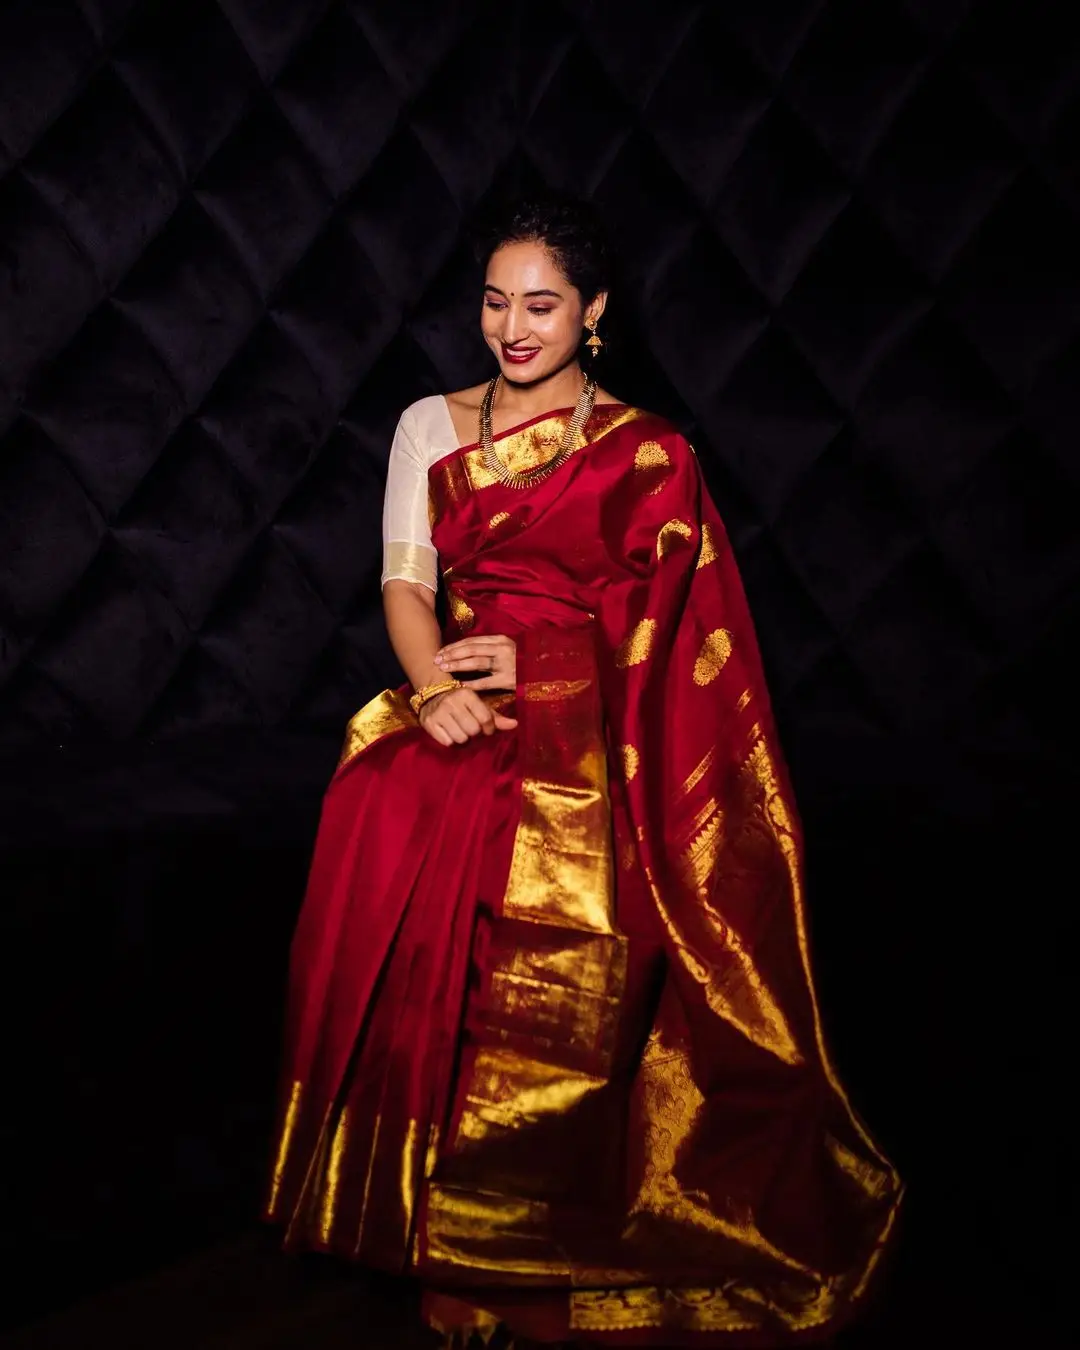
[271, 716, 521, 1264]
[266, 404, 902, 1347]
[319, 727, 520, 1263]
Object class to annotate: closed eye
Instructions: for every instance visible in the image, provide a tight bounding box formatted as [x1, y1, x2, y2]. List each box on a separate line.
[484, 301, 555, 315]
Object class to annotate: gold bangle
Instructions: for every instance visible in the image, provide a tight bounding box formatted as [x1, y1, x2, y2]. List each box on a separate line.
[409, 679, 461, 716]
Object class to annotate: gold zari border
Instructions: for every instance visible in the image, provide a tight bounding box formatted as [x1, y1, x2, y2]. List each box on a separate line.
[337, 688, 415, 770]
[383, 540, 438, 590]
[424, 626, 627, 1278]
[429, 405, 650, 508]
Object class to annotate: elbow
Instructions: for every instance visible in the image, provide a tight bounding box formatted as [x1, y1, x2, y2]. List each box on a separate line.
[383, 578, 437, 616]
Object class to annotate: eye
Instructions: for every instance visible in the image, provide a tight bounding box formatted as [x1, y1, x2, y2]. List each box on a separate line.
[528, 307, 553, 316]
[484, 300, 506, 311]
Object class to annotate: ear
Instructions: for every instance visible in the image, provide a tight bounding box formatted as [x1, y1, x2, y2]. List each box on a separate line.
[585, 290, 608, 327]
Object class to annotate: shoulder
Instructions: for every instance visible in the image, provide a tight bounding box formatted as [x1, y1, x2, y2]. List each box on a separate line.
[388, 395, 460, 470]
[440, 383, 491, 449]
[397, 393, 451, 430]
[441, 383, 489, 415]
[393, 394, 457, 450]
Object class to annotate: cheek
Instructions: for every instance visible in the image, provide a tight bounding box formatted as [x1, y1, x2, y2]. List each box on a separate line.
[534, 312, 578, 347]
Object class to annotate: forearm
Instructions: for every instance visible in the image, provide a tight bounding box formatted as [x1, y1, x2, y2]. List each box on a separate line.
[382, 580, 447, 691]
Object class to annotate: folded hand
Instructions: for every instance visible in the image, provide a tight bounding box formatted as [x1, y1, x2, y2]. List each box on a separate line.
[419, 686, 517, 745]
[433, 634, 517, 691]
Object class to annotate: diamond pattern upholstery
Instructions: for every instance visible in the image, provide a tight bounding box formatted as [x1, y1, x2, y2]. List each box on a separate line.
[1, 0, 1076, 766]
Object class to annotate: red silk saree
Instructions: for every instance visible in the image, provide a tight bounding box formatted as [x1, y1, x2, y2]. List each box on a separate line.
[264, 404, 902, 1345]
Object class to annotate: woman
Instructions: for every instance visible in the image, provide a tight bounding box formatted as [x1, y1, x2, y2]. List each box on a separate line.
[264, 197, 901, 1347]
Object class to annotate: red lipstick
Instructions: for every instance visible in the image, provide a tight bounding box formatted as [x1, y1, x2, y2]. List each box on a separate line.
[501, 343, 540, 365]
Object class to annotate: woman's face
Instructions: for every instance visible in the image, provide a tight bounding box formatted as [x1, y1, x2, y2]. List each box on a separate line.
[481, 239, 605, 384]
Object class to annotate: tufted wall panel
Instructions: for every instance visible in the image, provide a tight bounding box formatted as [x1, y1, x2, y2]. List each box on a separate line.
[1, 0, 1078, 1335]
[1, 0, 1076, 764]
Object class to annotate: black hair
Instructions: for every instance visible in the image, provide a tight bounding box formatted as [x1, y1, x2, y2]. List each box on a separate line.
[473, 193, 612, 304]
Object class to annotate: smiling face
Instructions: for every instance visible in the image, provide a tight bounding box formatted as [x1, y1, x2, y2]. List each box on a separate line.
[481, 239, 606, 384]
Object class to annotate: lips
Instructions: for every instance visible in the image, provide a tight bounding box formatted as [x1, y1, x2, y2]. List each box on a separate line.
[501, 343, 540, 365]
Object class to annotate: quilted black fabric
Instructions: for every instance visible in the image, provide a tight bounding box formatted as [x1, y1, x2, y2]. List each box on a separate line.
[2, 0, 1077, 770]
[0, 0, 1078, 1335]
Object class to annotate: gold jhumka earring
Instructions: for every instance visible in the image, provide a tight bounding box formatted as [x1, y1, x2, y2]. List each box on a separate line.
[585, 316, 603, 358]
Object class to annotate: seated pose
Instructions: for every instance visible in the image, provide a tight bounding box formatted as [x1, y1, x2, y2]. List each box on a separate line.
[264, 195, 901, 1348]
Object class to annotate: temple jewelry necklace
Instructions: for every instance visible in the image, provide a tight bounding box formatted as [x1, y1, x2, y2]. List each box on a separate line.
[479, 372, 597, 489]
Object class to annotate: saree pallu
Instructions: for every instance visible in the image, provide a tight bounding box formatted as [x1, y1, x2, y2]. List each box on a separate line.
[265, 405, 902, 1346]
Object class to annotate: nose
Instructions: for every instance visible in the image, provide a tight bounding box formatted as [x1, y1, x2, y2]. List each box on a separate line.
[502, 303, 530, 346]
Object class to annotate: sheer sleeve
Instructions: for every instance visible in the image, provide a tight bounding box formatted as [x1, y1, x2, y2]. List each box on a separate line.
[381, 406, 438, 592]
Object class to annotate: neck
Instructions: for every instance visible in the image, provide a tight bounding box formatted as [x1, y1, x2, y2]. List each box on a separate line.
[495, 360, 586, 417]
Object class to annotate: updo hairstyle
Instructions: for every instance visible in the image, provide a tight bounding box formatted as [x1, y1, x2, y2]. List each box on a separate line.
[473, 194, 612, 305]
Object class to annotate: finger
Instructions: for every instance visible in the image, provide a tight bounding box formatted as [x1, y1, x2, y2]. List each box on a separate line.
[436, 641, 481, 660]
[423, 720, 452, 747]
[448, 705, 482, 739]
[461, 693, 497, 737]
[435, 637, 507, 664]
[437, 656, 496, 673]
[435, 710, 469, 744]
[434, 649, 490, 669]
[493, 713, 519, 731]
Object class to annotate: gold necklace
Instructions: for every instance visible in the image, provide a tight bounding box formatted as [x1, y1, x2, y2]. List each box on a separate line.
[479, 373, 597, 489]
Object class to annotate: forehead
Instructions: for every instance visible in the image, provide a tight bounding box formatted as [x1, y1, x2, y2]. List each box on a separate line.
[485, 239, 569, 291]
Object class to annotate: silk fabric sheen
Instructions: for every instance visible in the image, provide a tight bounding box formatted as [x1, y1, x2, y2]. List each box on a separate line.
[265, 405, 902, 1346]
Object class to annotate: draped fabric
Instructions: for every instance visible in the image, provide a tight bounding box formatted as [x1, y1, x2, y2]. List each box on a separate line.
[264, 404, 902, 1346]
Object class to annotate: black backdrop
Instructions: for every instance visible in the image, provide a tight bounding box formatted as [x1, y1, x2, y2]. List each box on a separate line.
[1, 0, 1077, 1338]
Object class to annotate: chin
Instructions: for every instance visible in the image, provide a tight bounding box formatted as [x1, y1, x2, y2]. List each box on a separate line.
[498, 364, 549, 386]
[496, 355, 568, 385]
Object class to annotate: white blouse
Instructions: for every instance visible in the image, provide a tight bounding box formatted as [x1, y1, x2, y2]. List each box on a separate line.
[380, 395, 461, 593]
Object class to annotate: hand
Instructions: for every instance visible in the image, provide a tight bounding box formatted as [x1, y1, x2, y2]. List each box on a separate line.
[418, 686, 518, 746]
[433, 634, 517, 691]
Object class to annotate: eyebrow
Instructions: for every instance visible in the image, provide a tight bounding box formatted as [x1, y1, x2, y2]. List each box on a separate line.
[484, 284, 564, 299]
